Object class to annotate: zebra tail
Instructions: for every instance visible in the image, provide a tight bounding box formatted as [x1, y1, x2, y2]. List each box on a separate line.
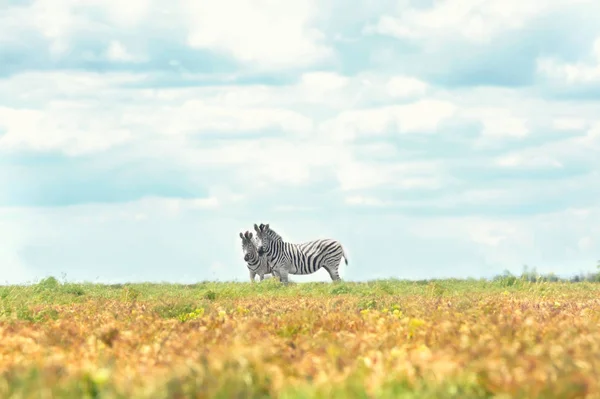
[342, 245, 349, 266]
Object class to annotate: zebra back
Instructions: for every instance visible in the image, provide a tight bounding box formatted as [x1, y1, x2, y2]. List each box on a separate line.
[255, 224, 345, 277]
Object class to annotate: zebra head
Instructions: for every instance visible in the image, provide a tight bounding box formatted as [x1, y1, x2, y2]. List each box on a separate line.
[253, 223, 279, 256]
[239, 231, 258, 263]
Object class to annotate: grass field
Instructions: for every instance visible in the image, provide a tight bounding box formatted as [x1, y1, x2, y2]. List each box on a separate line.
[1, 276, 600, 398]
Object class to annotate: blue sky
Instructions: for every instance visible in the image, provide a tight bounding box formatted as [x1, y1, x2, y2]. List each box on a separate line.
[1, 0, 600, 284]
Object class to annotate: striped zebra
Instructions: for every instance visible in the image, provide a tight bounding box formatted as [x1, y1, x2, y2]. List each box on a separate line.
[239, 231, 280, 282]
[253, 223, 348, 284]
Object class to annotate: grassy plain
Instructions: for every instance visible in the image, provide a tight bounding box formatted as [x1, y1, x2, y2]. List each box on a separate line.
[1, 276, 600, 398]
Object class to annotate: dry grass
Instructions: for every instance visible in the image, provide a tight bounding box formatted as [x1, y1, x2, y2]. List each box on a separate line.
[1, 278, 600, 398]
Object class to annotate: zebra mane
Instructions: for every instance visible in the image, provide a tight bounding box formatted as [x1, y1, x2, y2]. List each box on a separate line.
[265, 227, 283, 242]
[255, 223, 283, 242]
[253, 223, 283, 244]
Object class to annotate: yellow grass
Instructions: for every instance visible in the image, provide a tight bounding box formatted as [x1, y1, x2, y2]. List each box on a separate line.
[1, 279, 600, 398]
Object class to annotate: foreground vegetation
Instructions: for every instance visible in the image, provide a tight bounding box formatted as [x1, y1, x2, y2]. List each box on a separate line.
[1, 275, 600, 398]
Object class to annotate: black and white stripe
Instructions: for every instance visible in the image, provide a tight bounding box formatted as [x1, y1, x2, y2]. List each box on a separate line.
[239, 231, 279, 282]
[253, 223, 348, 284]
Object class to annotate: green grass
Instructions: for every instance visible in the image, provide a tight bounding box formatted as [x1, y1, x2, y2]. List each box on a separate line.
[2, 274, 599, 323]
[2, 274, 599, 305]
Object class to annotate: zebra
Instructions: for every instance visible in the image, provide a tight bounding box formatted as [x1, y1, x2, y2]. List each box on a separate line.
[253, 223, 348, 284]
[239, 230, 280, 283]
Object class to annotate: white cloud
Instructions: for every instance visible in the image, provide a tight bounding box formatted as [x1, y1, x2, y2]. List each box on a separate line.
[105, 40, 142, 62]
[386, 76, 429, 98]
[8, 0, 341, 70]
[0, 70, 450, 194]
[537, 37, 600, 85]
[464, 107, 529, 138]
[0, 104, 132, 155]
[367, 15, 416, 40]
[30, 0, 76, 56]
[466, 220, 521, 247]
[488, 122, 600, 171]
[300, 71, 349, 92]
[272, 72, 430, 110]
[335, 160, 444, 191]
[366, 0, 594, 44]
[94, 0, 151, 27]
[355, 142, 399, 159]
[2, 0, 332, 69]
[594, 37, 600, 62]
[335, 162, 393, 191]
[274, 205, 316, 212]
[140, 137, 349, 191]
[4, 69, 597, 204]
[158, 100, 314, 136]
[0, 105, 133, 156]
[184, 0, 331, 69]
[495, 153, 563, 169]
[345, 196, 392, 207]
[579, 122, 600, 148]
[553, 118, 587, 131]
[0, 72, 314, 156]
[295, 72, 351, 104]
[537, 57, 600, 85]
[1, 69, 598, 212]
[1, 0, 156, 60]
[0, 71, 145, 101]
[35, 196, 220, 225]
[158, 197, 220, 215]
[320, 99, 457, 141]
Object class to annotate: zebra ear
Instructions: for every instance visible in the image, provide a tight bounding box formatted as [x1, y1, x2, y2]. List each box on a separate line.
[265, 224, 270, 230]
[248, 232, 253, 239]
[254, 223, 260, 233]
[239, 232, 244, 239]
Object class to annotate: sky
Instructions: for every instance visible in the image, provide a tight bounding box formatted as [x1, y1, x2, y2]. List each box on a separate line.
[1, 0, 600, 285]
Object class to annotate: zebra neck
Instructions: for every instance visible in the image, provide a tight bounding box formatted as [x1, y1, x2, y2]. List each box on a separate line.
[246, 255, 261, 271]
[264, 241, 289, 263]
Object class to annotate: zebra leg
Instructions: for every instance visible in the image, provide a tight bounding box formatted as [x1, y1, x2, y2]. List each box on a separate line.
[278, 267, 290, 285]
[323, 265, 342, 282]
[270, 266, 280, 281]
[249, 270, 256, 283]
[259, 274, 265, 281]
